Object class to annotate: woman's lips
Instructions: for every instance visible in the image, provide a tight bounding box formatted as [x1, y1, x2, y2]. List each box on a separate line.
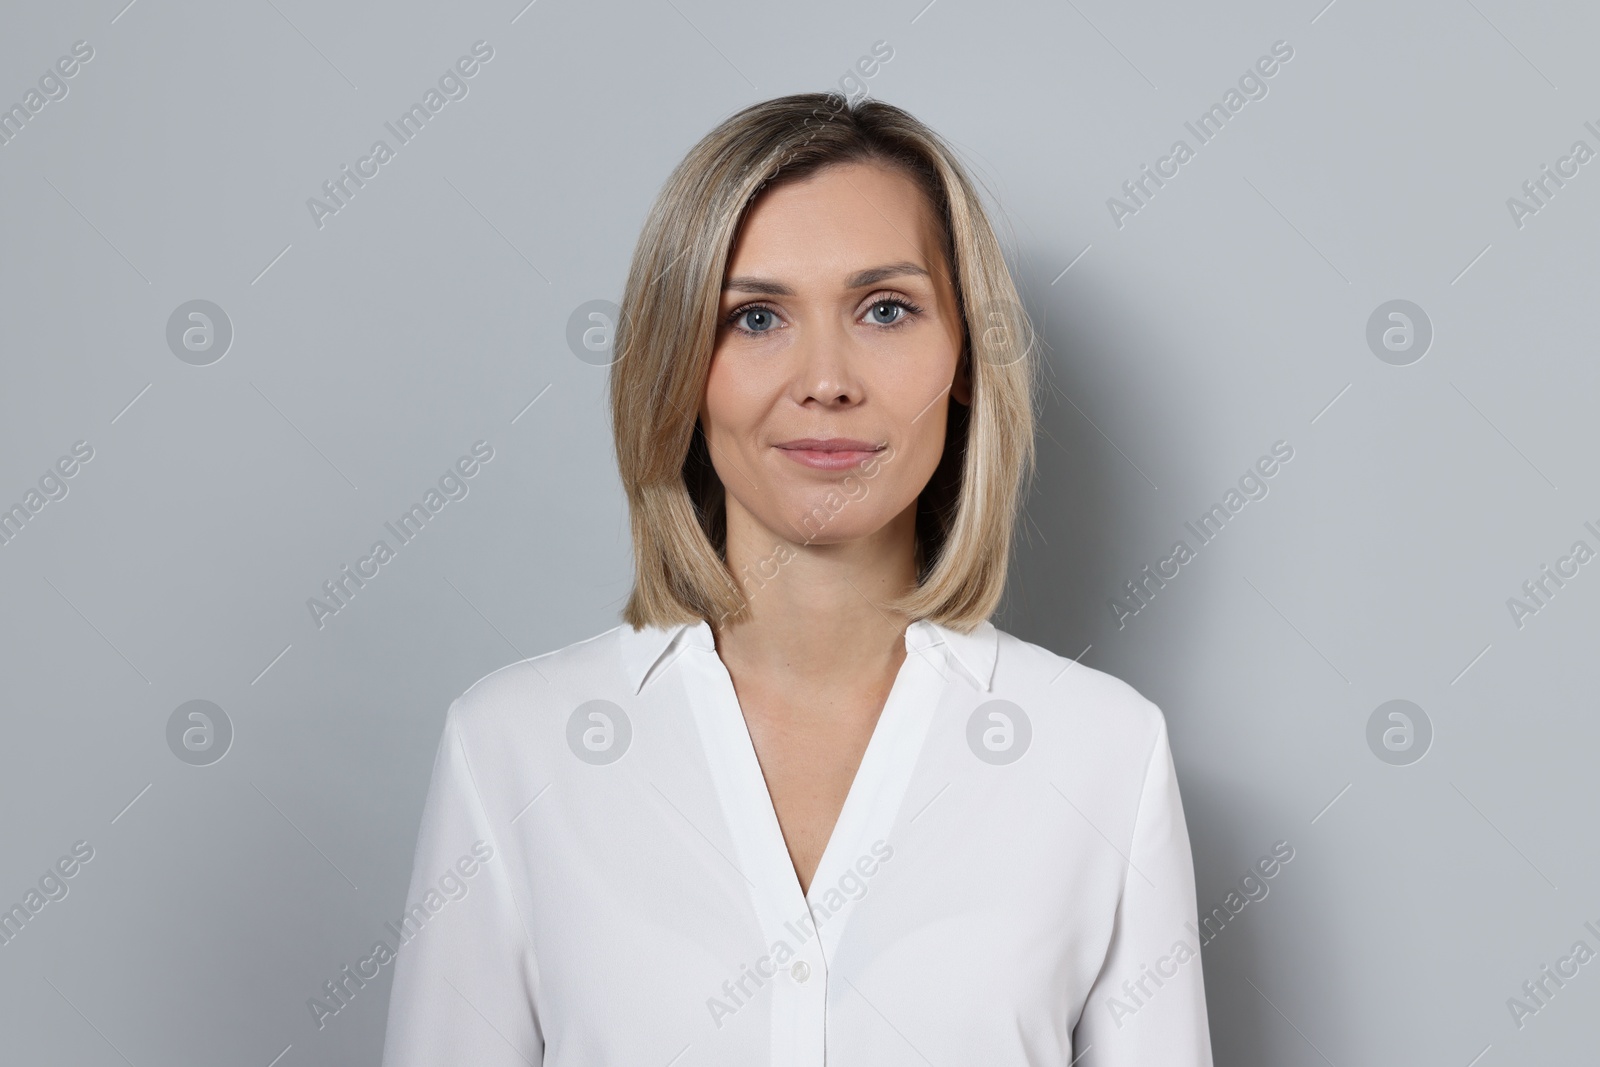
[774, 439, 884, 471]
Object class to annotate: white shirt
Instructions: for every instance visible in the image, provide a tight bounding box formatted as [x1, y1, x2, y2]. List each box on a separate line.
[380, 617, 1214, 1066]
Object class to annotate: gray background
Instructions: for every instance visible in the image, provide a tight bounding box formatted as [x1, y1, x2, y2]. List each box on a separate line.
[1, 0, 1595, 1063]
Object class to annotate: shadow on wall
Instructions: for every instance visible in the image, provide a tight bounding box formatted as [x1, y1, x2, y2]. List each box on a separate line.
[991, 243, 1274, 1061]
[1182, 779, 1289, 1067]
[994, 240, 1210, 691]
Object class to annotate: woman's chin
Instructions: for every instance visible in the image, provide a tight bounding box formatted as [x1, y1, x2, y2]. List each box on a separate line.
[772, 509, 891, 547]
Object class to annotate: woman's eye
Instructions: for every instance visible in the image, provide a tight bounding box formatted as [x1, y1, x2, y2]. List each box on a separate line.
[727, 298, 919, 334]
[864, 298, 920, 327]
[867, 301, 903, 325]
[733, 307, 778, 333]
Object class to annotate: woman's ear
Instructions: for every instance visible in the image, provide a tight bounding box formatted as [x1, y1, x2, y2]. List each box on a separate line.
[951, 346, 972, 406]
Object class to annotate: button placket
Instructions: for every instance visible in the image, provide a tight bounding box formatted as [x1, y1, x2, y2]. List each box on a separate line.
[681, 619, 953, 1067]
[681, 641, 828, 1066]
[781, 936, 827, 1067]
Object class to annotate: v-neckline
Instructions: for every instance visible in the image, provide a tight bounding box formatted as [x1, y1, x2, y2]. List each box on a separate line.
[680, 619, 950, 961]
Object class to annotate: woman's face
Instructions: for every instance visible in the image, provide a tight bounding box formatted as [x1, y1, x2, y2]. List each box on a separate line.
[700, 160, 970, 553]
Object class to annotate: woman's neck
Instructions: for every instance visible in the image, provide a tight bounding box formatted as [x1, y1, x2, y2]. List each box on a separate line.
[711, 498, 919, 683]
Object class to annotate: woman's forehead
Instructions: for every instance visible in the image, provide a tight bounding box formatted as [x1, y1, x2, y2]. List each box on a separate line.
[725, 164, 949, 289]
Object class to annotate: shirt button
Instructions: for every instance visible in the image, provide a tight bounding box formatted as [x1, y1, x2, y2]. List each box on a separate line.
[790, 960, 811, 983]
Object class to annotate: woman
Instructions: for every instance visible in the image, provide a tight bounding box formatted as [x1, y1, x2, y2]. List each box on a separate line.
[381, 93, 1213, 1066]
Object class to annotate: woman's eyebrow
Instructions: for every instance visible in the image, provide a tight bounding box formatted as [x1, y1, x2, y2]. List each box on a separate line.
[844, 262, 930, 289]
[722, 261, 931, 296]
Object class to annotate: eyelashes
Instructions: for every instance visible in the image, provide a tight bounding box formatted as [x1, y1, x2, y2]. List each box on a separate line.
[725, 304, 781, 335]
[723, 293, 925, 337]
[860, 296, 924, 329]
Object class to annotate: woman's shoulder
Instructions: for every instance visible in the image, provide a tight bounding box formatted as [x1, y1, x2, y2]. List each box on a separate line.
[444, 621, 642, 727]
[987, 623, 1169, 743]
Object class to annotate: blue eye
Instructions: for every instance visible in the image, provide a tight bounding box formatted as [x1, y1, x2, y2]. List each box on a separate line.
[723, 295, 923, 336]
[862, 296, 923, 329]
[735, 307, 777, 333]
[868, 300, 907, 325]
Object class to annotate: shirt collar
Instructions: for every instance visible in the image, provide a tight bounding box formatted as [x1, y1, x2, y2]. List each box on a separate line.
[618, 616, 997, 695]
[617, 617, 714, 694]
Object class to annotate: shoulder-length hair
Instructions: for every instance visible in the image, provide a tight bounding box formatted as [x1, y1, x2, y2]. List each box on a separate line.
[610, 92, 1037, 633]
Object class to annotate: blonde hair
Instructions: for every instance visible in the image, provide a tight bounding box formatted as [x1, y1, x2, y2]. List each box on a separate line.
[610, 92, 1037, 633]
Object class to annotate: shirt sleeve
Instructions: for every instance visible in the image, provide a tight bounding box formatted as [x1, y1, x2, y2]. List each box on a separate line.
[380, 699, 544, 1066]
[1072, 711, 1214, 1065]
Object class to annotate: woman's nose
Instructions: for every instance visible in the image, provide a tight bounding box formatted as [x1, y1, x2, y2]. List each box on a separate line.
[791, 316, 864, 406]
